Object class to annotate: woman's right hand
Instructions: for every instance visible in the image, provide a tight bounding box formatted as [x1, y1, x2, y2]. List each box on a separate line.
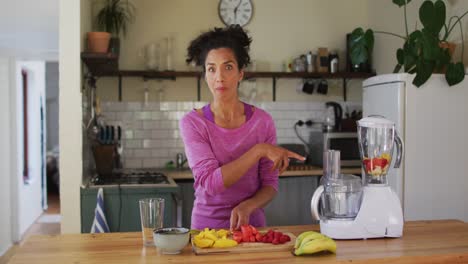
[258, 144, 305, 174]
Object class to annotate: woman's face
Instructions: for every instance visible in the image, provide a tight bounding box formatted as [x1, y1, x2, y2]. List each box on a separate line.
[204, 48, 244, 101]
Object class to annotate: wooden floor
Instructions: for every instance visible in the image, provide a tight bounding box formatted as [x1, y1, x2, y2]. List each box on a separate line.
[0, 193, 61, 264]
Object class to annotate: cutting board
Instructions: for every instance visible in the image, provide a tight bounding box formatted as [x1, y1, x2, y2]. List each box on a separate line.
[192, 230, 296, 255]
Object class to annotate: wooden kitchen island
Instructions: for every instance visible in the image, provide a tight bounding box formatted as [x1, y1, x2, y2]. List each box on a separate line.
[8, 220, 468, 263]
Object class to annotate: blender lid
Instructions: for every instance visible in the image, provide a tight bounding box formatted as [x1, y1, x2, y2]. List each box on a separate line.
[358, 116, 394, 128]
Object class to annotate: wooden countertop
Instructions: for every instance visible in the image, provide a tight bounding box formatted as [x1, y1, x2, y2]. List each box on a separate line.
[9, 220, 468, 263]
[165, 166, 362, 180]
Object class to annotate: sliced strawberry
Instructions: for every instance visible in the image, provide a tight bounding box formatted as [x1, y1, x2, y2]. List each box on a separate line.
[255, 233, 263, 242]
[233, 235, 242, 243]
[241, 225, 252, 237]
[373, 158, 387, 168]
[250, 225, 258, 235]
[279, 235, 288, 244]
[273, 231, 282, 240]
[272, 239, 279, 245]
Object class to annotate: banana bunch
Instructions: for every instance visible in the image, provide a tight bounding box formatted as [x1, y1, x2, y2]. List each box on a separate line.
[293, 231, 337, 256]
[193, 228, 238, 248]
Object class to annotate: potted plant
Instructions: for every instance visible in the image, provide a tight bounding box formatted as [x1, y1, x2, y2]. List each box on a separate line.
[94, 0, 136, 55]
[350, 0, 467, 87]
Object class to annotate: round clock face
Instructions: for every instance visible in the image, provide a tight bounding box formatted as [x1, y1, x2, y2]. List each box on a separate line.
[218, 0, 253, 27]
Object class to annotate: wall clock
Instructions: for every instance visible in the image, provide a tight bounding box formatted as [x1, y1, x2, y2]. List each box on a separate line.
[218, 0, 253, 27]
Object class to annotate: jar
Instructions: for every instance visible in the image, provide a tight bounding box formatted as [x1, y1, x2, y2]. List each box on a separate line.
[329, 52, 339, 73]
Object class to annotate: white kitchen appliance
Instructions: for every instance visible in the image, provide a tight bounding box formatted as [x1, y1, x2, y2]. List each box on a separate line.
[362, 73, 468, 222]
[311, 117, 404, 239]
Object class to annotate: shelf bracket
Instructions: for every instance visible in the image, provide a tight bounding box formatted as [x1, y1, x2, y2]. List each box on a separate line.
[118, 75, 122, 102]
[272, 77, 277, 102]
[343, 78, 347, 101]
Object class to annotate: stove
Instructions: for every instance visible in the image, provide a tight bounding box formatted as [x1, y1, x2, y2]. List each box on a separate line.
[90, 169, 176, 187]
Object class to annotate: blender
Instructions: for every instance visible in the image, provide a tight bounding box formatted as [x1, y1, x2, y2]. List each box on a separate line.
[311, 116, 404, 239]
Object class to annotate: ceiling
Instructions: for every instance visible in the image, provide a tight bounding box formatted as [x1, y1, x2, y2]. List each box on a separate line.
[0, 0, 59, 58]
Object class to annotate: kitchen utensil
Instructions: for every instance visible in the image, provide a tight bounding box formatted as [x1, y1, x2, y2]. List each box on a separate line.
[117, 125, 123, 152]
[153, 227, 190, 254]
[110, 126, 115, 144]
[105, 125, 110, 144]
[139, 198, 165, 247]
[310, 116, 404, 239]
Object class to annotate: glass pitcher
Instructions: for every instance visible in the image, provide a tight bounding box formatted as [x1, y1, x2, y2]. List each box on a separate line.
[311, 150, 363, 221]
[357, 116, 403, 185]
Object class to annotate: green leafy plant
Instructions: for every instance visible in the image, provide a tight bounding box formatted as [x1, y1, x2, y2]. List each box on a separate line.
[95, 0, 136, 37]
[350, 0, 467, 87]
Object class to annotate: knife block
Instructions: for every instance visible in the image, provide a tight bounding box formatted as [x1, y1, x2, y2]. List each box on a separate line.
[93, 144, 118, 177]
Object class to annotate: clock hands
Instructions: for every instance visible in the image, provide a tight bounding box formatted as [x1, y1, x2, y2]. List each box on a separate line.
[233, 0, 242, 21]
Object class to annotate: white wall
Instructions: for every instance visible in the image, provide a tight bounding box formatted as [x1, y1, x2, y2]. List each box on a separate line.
[59, 0, 83, 233]
[0, 57, 12, 255]
[0, 0, 58, 60]
[14, 61, 46, 237]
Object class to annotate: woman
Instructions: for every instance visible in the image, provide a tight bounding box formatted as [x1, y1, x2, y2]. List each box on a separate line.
[180, 25, 304, 231]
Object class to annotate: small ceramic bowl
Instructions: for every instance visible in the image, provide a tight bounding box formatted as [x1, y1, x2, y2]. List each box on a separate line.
[153, 227, 190, 254]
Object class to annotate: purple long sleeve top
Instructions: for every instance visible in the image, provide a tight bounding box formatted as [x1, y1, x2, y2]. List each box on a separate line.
[179, 106, 279, 230]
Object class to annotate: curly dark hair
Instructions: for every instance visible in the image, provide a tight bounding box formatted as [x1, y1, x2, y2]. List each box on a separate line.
[186, 25, 252, 71]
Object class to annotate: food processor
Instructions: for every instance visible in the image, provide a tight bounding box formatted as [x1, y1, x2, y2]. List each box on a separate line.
[311, 116, 404, 239]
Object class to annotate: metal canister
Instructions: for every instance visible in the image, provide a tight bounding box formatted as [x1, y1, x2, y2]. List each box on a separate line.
[329, 52, 339, 73]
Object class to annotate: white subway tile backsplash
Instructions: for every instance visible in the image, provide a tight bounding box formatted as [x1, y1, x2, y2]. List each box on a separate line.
[125, 140, 142, 149]
[159, 102, 170, 111]
[160, 120, 179, 129]
[151, 112, 164, 120]
[152, 149, 169, 158]
[124, 130, 134, 139]
[151, 130, 169, 139]
[116, 112, 134, 120]
[127, 102, 143, 111]
[100, 101, 359, 169]
[134, 149, 152, 158]
[134, 130, 152, 139]
[143, 159, 161, 168]
[135, 112, 152, 120]
[125, 159, 142, 168]
[143, 121, 159, 130]
[143, 139, 162, 148]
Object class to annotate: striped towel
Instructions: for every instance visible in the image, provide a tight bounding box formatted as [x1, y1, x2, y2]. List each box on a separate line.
[90, 188, 110, 233]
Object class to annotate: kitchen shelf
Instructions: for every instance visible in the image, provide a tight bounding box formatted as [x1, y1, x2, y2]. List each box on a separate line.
[81, 52, 376, 101]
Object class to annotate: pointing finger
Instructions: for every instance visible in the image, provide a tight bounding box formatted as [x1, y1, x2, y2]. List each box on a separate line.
[287, 150, 306, 161]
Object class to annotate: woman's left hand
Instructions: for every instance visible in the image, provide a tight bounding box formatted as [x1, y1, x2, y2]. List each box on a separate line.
[230, 201, 254, 231]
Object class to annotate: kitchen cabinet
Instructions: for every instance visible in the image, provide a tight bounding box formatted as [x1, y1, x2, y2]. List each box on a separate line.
[175, 176, 320, 228]
[81, 52, 375, 102]
[80, 186, 178, 233]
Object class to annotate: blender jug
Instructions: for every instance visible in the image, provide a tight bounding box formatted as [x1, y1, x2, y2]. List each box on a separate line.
[311, 150, 363, 221]
[357, 116, 403, 185]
